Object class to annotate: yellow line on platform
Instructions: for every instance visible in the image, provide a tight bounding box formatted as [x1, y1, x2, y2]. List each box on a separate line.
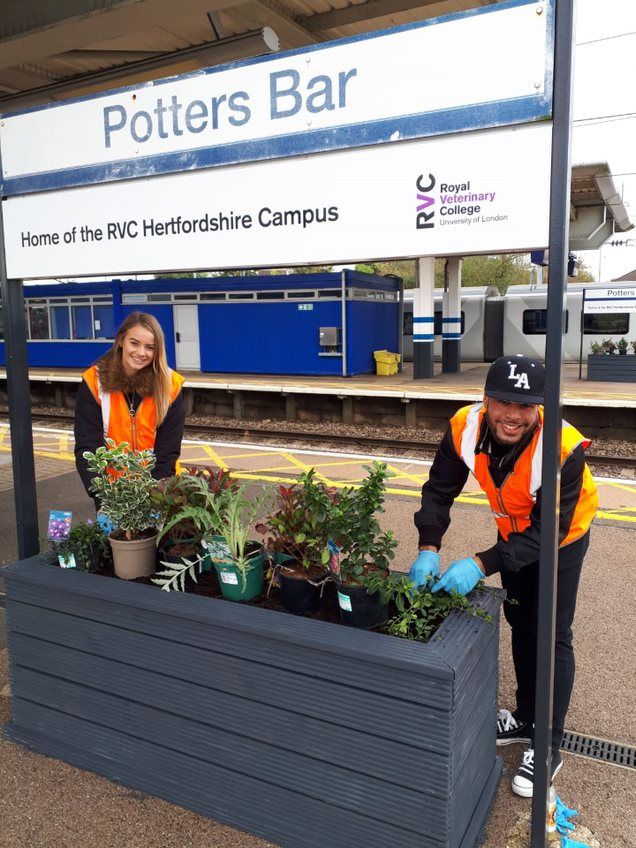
[598, 480, 636, 495]
[0, 446, 75, 462]
[201, 445, 229, 471]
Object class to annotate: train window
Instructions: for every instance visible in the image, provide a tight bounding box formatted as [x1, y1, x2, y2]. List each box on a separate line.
[523, 309, 569, 334]
[403, 312, 413, 335]
[583, 313, 629, 334]
[433, 311, 466, 335]
[72, 305, 93, 339]
[93, 305, 115, 339]
[200, 293, 225, 301]
[287, 291, 314, 299]
[51, 305, 71, 339]
[28, 306, 49, 340]
[256, 292, 285, 300]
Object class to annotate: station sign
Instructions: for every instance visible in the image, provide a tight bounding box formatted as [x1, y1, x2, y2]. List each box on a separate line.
[3, 123, 551, 280]
[583, 287, 636, 313]
[0, 0, 552, 197]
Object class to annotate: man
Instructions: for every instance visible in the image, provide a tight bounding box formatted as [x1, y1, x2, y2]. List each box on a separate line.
[410, 355, 597, 797]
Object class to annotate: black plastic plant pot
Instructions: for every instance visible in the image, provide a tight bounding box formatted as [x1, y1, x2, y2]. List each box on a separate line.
[278, 571, 322, 615]
[337, 584, 388, 629]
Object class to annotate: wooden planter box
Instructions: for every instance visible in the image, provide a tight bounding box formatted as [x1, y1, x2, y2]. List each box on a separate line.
[3, 554, 503, 848]
[587, 353, 636, 382]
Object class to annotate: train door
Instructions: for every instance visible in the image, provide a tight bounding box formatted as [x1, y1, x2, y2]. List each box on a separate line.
[483, 298, 504, 362]
[173, 305, 200, 370]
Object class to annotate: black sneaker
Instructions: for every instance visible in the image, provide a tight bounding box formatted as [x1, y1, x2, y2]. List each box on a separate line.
[496, 709, 533, 746]
[511, 748, 563, 798]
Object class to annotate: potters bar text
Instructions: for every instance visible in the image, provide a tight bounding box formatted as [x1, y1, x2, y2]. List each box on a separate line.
[102, 67, 358, 148]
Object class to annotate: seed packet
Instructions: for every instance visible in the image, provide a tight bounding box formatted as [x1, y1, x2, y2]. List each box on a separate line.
[327, 539, 341, 577]
[58, 552, 77, 569]
[47, 511, 72, 541]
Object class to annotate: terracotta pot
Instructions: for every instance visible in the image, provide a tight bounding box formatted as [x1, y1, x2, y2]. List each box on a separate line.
[109, 532, 158, 580]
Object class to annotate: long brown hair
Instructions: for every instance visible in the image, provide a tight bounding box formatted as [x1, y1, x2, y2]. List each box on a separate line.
[111, 312, 173, 424]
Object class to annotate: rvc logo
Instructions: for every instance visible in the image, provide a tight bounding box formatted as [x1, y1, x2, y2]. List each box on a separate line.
[416, 174, 435, 230]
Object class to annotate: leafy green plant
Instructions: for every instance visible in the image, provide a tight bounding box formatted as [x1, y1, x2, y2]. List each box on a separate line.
[363, 571, 492, 643]
[83, 440, 160, 539]
[327, 462, 398, 585]
[631, 340, 636, 355]
[617, 337, 629, 353]
[589, 341, 603, 355]
[255, 469, 338, 573]
[152, 482, 269, 592]
[53, 520, 112, 572]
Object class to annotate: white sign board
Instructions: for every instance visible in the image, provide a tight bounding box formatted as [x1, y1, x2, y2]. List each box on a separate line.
[583, 287, 636, 313]
[3, 123, 551, 279]
[0, 0, 551, 196]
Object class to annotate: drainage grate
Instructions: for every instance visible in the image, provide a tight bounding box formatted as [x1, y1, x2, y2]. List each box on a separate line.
[561, 731, 636, 769]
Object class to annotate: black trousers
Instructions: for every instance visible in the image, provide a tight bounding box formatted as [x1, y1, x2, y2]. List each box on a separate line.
[499, 530, 590, 752]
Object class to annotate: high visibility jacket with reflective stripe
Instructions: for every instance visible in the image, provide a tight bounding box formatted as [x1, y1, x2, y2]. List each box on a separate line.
[82, 365, 184, 453]
[449, 403, 597, 544]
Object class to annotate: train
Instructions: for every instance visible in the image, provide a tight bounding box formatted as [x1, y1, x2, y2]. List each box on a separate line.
[402, 283, 636, 362]
[0, 276, 632, 373]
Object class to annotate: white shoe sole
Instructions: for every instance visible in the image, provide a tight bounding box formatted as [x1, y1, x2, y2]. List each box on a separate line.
[496, 736, 532, 747]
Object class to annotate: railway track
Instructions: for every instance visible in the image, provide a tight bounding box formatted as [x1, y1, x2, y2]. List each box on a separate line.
[2, 410, 635, 473]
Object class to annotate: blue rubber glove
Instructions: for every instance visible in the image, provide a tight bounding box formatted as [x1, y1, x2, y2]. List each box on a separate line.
[560, 839, 588, 848]
[556, 797, 578, 836]
[408, 550, 440, 587]
[431, 556, 483, 596]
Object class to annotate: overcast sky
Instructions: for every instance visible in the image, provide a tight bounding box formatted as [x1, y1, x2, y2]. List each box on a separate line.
[573, 0, 636, 280]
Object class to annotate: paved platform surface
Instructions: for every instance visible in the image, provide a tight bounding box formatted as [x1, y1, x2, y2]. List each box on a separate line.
[3, 361, 635, 406]
[0, 442, 634, 848]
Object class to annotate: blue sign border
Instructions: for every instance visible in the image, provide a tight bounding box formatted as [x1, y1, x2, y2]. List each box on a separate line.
[0, 0, 553, 198]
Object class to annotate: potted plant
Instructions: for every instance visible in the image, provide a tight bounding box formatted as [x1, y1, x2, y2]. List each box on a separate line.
[631, 340, 636, 355]
[257, 469, 337, 614]
[52, 520, 112, 573]
[152, 468, 237, 568]
[327, 462, 398, 628]
[601, 337, 617, 354]
[83, 439, 162, 580]
[617, 337, 629, 355]
[589, 341, 603, 355]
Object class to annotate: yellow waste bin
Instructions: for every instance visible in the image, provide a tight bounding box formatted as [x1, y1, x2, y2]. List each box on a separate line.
[373, 350, 401, 376]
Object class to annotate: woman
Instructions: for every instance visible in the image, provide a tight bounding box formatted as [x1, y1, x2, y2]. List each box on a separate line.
[74, 312, 185, 499]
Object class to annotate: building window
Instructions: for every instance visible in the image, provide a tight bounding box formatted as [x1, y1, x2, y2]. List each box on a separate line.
[256, 291, 285, 300]
[93, 305, 115, 339]
[51, 305, 71, 339]
[72, 305, 93, 339]
[583, 313, 629, 334]
[523, 309, 570, 334]
[29, 305, 49, 340]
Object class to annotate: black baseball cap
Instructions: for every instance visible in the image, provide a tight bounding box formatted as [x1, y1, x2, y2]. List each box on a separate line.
[485, 355, 545, 405]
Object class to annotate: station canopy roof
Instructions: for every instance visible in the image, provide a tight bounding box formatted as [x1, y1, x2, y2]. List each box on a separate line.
[569, 163, 634, 251]
[0, 0, 497, 109]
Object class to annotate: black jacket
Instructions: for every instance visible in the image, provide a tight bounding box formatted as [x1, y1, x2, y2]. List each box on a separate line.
[74, 380, 185, 499]
[414, 425, 587, 575]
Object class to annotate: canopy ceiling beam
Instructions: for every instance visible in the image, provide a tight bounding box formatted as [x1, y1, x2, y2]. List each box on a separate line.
[237, 0, 320, 48]
[299, 0, 493, 33]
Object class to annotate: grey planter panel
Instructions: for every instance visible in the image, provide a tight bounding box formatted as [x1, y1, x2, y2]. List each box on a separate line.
[4, 556, 504, 848]
[587, 355, 636, 382]
[9, 602, 452, 751]
[10, 636, 449, 791]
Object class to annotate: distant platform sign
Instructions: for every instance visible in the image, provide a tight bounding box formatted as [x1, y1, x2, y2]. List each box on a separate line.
[583, 287, 636, 313]
[3, 123, 551, 280]
[0, 0, 552, 197]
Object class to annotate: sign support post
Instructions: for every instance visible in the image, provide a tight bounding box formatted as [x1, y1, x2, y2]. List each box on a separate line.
[531, 1, 575, 845]
[579, 288, 586, 380]
[0, 205, 39, 558]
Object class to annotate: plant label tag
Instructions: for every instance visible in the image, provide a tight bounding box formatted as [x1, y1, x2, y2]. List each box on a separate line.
[220, 571, 239, 585]
[58, 553, 77, 569]
[327, 539, 340, 577]
[200, 539, 208, 549]
[47, 510, 72, 541]
[337, 591, 352, 612]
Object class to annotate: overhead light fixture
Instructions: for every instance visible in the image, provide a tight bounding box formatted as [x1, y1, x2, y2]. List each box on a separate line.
[0, 28, 279, 110]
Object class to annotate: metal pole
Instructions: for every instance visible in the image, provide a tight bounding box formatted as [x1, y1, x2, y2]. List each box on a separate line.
[531, 1, 575, 845]
[578, 289, 585, 380]
[0, 204, 40, 558]
[340, 269, 348, 377]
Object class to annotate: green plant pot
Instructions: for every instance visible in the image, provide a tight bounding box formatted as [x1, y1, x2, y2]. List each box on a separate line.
[213, 553, 265, 602]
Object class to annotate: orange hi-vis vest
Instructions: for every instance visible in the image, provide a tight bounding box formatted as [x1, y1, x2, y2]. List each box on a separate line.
[82, 364, 184, 453]
[449, 403, 598, 544]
